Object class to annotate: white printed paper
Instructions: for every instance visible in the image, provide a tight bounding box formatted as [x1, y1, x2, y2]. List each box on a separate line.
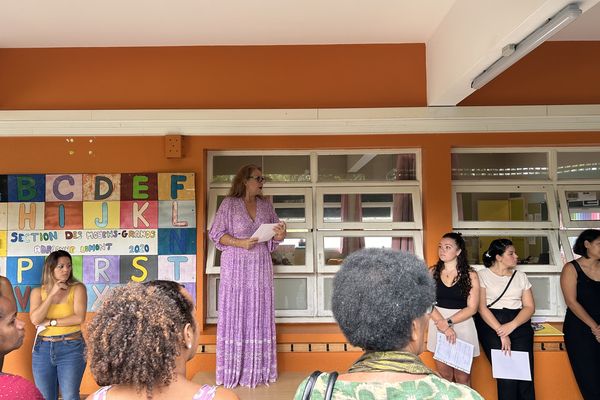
[491, 349, 532, 381]
[251, 223, 278, 243]
[433, 332, 474, 373]
[32, 325, 47, 353]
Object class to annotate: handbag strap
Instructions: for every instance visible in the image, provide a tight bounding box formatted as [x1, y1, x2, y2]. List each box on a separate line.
[324, 371, 338, 400]
[301, 370, 339, 400]
[301, 370, 322, 400]
[487, 270, 516, 308]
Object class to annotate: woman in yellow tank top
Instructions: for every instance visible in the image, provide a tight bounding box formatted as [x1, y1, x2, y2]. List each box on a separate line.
[29, 250, 88, 400]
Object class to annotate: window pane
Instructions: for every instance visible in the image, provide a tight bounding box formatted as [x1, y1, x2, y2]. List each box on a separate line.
[322, 193, 413, 223]
[271, 238, 307, 268]
[318, 153, 416, 182]
[529, 276, 552, 311]
[275, 278, 307, 310]
[463, 235, 552, 266]
[323, 277, 334, 311]
[564, 190, 600, 222]
[323, 235, 415, 265]
[557, 151, 600, 180]
[452, 153, 548, 180]
[217, 278, 308, 311]
[212, 156, 263, 183]
[270, 194, 307, 223]
[456, 192, 549, 222]
[264, 156, 311, 182]
[212, 155, 311, 183]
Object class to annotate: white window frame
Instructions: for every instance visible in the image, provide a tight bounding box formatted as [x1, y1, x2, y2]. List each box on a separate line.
[316, 230, 424, 273]
[451, 148, 551, 184]
[452, 184, 559, 229]
[316, 186, 422, 230]
[555, 147, 600, 182]
[559, 229, 586, 262]
[457, 230, 562, 273]
[315, 149, 421, 185]
[206, 274, 316, 323]
[207, 187, 313, 230]
[317, 274, 335, 318]
[526, 274, 564, 319]
[208, 150, 315, 188]
[207, 150, 423, 323]
[206, 231, 314, 274]
[557, 184, 600, 229]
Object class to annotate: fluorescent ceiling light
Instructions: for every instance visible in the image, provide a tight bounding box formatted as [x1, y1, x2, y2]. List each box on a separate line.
[471, 3, 582, 90]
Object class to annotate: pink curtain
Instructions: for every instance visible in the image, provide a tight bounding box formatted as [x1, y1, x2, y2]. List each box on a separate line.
[340, 194, 364, 255]
[392, 154, 415, 253]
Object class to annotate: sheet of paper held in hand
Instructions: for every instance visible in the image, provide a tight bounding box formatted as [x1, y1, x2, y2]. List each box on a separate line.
[491, 349, 532, 381]
[433, 332, 474, 374]
[251, 223, 279, 242]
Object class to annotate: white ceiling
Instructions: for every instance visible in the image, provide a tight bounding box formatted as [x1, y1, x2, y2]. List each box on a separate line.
[1, 0, 599, 106]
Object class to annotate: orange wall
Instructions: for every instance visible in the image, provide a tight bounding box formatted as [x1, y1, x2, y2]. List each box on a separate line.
[2, 131, 600, 396]
[0, 44, 426, 110]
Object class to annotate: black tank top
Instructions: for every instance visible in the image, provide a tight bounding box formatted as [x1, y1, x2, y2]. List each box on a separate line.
[436, 279, 467, 309]
[570, 260, 600, 320]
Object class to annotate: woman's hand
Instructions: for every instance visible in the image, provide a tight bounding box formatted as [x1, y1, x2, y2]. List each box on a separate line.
[443, 327, 457, 344]
[239, 237, 259, 250]
[500, 335, 511, 355]
[273, 222, 287, 241]
[435, 318, 449, 333]
[48, 280, 68, 298]
[496, 322, 516, 337]
[591, 324, 600, 342]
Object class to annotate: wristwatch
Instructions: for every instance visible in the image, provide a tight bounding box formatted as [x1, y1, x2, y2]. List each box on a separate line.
[447, 318, 454, 328]
[50, 319, 58, 327]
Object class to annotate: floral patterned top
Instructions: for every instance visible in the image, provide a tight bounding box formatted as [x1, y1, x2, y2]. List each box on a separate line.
[294, 373, 484, 400]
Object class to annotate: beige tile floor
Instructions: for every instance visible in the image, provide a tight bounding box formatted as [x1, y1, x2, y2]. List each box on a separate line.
[192, 372, 306, 400]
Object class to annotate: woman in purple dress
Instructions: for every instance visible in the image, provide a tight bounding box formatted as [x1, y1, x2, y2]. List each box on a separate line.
[209, 164, 286, 388]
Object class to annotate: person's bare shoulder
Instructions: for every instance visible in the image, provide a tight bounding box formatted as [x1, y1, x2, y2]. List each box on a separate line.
[215, 387, 240, 400]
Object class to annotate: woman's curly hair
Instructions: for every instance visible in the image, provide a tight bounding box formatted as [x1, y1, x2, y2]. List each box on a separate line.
[87, 281, 195, 399]
[432, 232, 474, 299]
[332, 248, 435, 351]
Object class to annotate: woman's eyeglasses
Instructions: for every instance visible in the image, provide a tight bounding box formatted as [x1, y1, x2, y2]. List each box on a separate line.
[248, 176, 266, 183]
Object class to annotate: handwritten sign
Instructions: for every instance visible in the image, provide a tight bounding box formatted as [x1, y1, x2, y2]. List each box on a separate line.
[0, 172, 196, 311]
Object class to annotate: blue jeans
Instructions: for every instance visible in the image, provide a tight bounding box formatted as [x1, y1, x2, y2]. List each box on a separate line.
[32, 336, 87, 400]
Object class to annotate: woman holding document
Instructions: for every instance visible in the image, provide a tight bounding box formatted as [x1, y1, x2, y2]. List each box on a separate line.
[475, 239, 535, 400]
[427, 232, 480, 386]
[209, 164, 286, 388]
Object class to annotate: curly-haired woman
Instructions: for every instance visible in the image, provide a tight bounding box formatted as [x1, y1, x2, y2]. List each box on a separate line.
[87, 281, 238, 400]
[29, 250, 87, 400]
[427, 232, 480, 386]
[294, 248, 483, 400]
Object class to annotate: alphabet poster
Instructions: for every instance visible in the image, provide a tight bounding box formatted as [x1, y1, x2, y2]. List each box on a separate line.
[0, 173, 196, 312]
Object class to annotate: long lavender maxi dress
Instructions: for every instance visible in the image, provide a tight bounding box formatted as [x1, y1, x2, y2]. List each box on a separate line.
[209, 196, 280, 388]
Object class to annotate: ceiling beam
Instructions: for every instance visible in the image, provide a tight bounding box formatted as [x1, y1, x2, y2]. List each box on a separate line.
[426, 0, 600, 106]
[2, 105, 600, 136]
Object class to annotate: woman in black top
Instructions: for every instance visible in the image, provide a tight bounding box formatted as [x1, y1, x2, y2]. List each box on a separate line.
[561, 229, 600, 399]
[428, 232, 480, 386]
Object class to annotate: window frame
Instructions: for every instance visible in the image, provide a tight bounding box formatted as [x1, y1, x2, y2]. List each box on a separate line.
[315, 186, 422, 230]
[316, 230, 424, 273]
[457, 229, 562, 273]
[557, 184, 600, 228]
[452, 184, 559, 229]
[206, 274, 317, 322]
